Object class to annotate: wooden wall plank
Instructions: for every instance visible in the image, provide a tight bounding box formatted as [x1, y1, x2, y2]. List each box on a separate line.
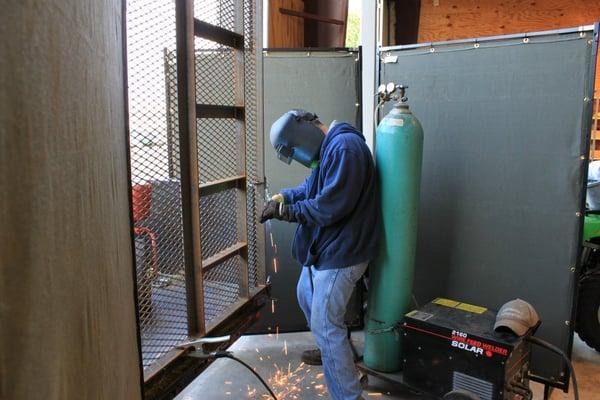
[419, 0, 600, 42]
[268, 0, 305, 48]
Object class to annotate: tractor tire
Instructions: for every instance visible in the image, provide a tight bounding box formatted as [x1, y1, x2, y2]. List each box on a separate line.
[576, 274, 600, 352]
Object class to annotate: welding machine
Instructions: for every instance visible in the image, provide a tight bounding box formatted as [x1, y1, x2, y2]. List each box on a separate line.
[401, 299, 533, 400]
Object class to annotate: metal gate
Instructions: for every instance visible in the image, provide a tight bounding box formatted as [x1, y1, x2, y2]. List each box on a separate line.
[125, 0, 265, 377]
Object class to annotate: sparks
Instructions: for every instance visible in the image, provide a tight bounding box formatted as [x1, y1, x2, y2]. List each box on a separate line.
[283, 340, 288, 355]
[271, 299, 276, 314]
[266, 362, 309, 399]
[367, 393, 383, 397]
[273, 258, 278, 273]
[270, 232, 274, 247]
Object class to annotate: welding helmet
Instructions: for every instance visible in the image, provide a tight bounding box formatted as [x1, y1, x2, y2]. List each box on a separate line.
[270, 109, 325, 168]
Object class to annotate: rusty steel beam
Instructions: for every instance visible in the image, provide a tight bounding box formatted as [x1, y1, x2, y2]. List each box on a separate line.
[193, 18, 244, 49]
[199, 175, 246, 197]
[279, 7, 345, 25]
[195, 104, 245, 119]
[202, 242, 248, 272]
[175, 0, 206, 336]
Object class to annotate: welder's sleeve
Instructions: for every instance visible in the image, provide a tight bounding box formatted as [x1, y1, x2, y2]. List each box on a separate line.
[280, 175, 310, 204]
[291, 149, 365, 227]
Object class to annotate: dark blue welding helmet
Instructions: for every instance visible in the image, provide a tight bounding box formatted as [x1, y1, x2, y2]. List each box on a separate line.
[270, 109, 325, 169]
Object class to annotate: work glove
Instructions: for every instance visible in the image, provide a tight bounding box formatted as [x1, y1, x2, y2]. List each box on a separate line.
[271, 193, 284, 203]
[260, 200, 296, 223]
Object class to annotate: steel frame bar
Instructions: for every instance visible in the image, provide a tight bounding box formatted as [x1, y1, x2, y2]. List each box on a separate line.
[202, 241, 248, 272]
[195, 104, 245, 119]
[194, 18, 244, 49]
[279, 7, 345, 25]
[175, 0, 206, 336]
[199, 175, 246, 197]
[180, 0, 251, 331]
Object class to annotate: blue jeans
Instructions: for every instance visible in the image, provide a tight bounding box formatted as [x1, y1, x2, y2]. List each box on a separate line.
[297, 262, 368, 400]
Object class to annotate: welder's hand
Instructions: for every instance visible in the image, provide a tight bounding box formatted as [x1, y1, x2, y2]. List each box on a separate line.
[272, 193, 284, 203]
[260, 200, 296, 223]
[260, 200, 279, 223]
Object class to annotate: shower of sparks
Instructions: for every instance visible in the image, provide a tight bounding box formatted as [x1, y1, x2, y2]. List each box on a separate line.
[273, 258, 278, 273]
[260, 362, 327, 400]
[283, 340, 288, 356]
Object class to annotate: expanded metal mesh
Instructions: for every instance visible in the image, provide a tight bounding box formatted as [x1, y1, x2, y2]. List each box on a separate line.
[127, 0, 188, 370]
[195, 49, 237, 106]
[127, 0, 262, 372]
[197, 118, 242, 183]
[199, 188, 241, 259]
[194, 0, 235, 33]
[204, 255, 244, 324]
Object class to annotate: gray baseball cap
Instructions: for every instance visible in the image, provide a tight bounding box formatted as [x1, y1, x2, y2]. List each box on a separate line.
[494, 299, 540, 336]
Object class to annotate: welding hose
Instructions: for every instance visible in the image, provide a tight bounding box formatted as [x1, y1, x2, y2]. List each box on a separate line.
[212, 351, 278, 400]
[526, 336, 578, 400]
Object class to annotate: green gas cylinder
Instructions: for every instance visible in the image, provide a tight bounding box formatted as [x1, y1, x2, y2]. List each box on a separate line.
[364, 86, 424, 372]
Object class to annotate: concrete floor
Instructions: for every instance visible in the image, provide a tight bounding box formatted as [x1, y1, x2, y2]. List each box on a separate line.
[176, 331, 600, 400]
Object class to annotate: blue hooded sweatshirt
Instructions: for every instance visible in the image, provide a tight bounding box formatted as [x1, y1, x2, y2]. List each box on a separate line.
[281, 122, 381, 269]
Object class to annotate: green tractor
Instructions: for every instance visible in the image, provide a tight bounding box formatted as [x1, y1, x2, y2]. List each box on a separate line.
[577, 211, 600, 351]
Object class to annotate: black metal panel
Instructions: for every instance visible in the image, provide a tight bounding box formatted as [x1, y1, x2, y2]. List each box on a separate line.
[256, 50, 362, 333]
[379, 27, 596, 387]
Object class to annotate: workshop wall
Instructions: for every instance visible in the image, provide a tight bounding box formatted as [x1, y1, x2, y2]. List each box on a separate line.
[0, 1, 142, 399]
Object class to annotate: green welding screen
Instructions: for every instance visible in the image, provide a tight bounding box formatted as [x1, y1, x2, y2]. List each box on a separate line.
[380, 27, 596, 385]
[257, 50, 362, 333]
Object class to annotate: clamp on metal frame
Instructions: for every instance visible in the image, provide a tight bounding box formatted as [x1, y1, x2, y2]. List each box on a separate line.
[177, 335, 232, 359]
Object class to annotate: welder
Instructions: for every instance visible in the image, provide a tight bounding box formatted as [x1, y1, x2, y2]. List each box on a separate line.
[260, 109, 381, 400]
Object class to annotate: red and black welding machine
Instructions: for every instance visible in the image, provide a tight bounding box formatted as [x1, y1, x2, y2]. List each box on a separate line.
[401, 298, 533, 400]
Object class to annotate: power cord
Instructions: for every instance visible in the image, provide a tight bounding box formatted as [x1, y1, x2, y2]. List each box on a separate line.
[526, 336, 579, 400]
[211, 351, 278, 400]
